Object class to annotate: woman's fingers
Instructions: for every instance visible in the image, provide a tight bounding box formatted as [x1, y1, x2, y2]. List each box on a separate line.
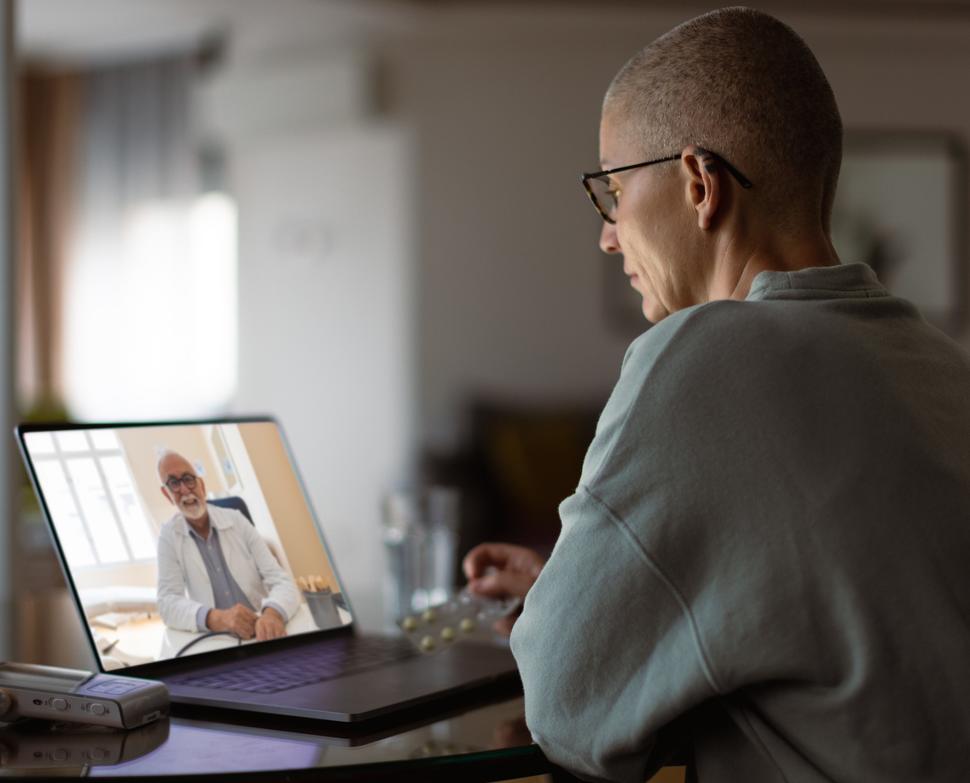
[468, 568, 536, 601]
[463, 542, 545, 580]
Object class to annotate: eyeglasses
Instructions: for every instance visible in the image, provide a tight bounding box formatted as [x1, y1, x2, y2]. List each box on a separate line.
[164, 473, 198, 492]
[581, 148, 753, 224]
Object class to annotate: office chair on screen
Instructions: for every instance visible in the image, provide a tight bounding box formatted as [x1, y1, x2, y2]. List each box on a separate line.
[207, 495, 287, 567]
[207, 495, 254, 523]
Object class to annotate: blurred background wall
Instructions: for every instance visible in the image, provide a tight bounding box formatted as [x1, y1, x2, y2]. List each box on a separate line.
[8, 0, 970, 665]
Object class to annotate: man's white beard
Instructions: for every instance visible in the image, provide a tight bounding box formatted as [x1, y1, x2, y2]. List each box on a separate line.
[180, 496, 206, 520]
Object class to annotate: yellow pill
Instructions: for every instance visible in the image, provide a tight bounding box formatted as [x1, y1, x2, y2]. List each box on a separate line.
[459, 617, 475, 633]
[440, 626, 455, 642]
[420, 635, 436, 652]
[422, 609, 437, 623]
[401, 616, 417, 631]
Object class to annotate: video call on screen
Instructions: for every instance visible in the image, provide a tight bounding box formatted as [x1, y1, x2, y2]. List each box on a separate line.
[23, 421, 349, 669]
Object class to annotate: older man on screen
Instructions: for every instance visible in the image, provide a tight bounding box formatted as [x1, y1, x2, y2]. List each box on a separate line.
[156, 450, 299, 640]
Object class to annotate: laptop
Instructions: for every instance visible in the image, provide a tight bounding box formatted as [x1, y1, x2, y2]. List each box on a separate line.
[16, 417, 517, 722]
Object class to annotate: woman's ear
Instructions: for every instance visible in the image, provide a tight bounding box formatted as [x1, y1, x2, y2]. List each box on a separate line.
[681, 145, 721, 231]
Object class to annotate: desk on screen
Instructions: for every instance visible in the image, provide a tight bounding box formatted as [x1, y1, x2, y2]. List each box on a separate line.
[157, 604, 351, 659]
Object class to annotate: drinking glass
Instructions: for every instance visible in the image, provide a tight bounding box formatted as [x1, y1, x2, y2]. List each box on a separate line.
[382, 487, 460, 621]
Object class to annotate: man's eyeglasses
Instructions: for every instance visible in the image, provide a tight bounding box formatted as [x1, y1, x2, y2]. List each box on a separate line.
[581, 148, 753, 224]
[165, 473, 198, 492]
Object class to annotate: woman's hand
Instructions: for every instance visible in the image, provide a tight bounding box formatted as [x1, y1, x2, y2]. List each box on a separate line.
[462, 542, 545, 636]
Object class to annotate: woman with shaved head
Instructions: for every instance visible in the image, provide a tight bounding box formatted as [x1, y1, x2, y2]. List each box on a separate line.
[465, 8, 970, 781]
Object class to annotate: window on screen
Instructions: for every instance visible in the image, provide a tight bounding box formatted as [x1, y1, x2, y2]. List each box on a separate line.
[28, 430, 155, 566]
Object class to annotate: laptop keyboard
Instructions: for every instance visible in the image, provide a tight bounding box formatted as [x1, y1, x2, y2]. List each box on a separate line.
[173, 636, 419, 694]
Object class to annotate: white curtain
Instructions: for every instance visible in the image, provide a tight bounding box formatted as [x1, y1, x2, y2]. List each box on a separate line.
[65, 55, 236, 420]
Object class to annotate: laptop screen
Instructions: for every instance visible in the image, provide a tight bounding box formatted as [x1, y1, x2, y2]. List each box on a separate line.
[19, 419, 353, 670]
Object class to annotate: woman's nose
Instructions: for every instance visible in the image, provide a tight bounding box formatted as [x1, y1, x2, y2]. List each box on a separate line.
[599, 220, 620, 254]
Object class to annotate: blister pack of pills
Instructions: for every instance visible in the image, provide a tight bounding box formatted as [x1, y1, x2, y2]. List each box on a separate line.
[398, 588, 522, 654]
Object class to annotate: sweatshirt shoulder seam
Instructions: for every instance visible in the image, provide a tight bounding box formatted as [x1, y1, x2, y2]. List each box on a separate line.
[579, 484, 725, 697]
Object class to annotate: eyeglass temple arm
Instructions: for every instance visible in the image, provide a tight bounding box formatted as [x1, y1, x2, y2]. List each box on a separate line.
[696, 147, 753, 189]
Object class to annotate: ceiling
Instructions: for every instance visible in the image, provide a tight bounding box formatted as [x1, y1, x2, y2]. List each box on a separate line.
[18, 0, 970, 65]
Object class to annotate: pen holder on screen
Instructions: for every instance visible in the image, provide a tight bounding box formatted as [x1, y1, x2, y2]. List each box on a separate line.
[298, 576, 341, 629]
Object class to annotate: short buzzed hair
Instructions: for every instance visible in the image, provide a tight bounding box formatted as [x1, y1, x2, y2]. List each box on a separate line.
[605, 7, 842, 230]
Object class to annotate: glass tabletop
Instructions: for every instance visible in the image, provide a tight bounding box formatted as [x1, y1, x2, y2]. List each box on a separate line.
[0, 686, 555, 781]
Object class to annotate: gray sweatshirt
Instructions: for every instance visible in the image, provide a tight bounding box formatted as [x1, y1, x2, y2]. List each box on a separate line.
[510, 264, 970, 783]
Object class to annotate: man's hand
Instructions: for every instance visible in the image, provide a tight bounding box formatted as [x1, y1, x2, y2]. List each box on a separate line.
[254, 607, 287, 641]
[463, 542, 545, 636]
[207, 604, 258, 639]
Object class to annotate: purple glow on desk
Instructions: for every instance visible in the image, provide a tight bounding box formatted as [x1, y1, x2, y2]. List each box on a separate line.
[89, 724, 322, 776]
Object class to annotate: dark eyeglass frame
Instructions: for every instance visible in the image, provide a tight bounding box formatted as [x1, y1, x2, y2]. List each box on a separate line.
[581, 148, 753, 224]
[164, 473, 198, 492]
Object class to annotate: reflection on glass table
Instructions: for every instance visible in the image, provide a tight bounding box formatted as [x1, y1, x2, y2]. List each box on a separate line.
[0, 695, 534, 780]
[0, 719, 169, 773]
[0, 693, 688, 782]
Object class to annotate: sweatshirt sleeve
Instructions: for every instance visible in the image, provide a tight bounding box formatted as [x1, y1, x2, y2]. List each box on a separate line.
[509, 309, 730, 783]
[510, 485, 721, 783]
